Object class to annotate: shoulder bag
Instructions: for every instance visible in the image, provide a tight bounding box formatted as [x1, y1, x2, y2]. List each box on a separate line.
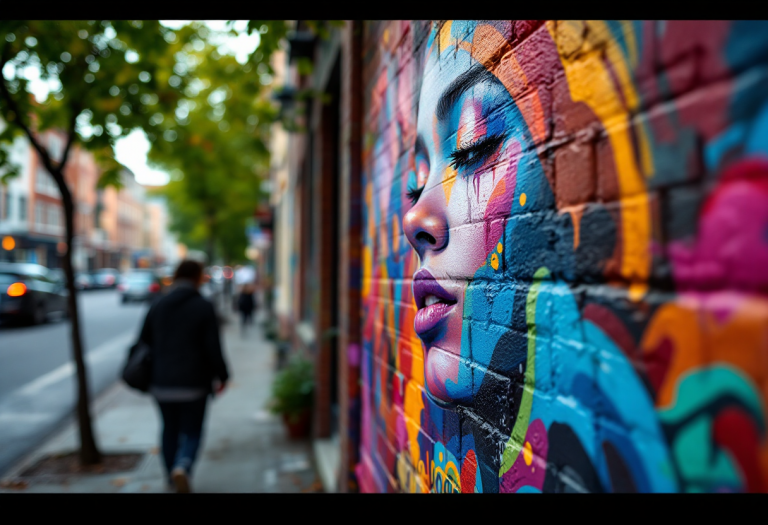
[122, 339, 152, 393]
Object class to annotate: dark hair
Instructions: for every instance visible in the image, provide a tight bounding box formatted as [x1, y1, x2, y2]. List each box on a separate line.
[174, 260, 204, 282]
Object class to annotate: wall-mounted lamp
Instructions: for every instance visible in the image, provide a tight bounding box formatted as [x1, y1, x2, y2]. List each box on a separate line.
[287, 31, 316, 63]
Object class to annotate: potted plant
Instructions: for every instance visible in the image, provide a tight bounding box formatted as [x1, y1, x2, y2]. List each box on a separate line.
[268, 355, 314, 439]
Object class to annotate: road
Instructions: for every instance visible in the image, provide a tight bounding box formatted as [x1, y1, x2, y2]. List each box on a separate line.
[0, 289, 149, 476]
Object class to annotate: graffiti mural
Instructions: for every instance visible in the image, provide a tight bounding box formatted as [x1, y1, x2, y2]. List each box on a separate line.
[357, 20, 768, 493]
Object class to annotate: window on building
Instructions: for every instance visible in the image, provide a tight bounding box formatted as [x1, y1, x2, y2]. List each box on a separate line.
[35, 167, 58, 196]
[48, 133, 63, 163]
[18, 196, 26, 222]
[35, 201, 44, 229]
[46, 204, 63, 233]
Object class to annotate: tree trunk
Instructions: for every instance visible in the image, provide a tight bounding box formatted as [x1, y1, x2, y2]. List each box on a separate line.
[59, 172, 102, 466]
[0, 60, 101, 465]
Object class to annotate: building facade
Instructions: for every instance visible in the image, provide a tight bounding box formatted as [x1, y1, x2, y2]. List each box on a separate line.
[1, 128, 175, 272]
[271, 20, 768, 493]
[0, 128, 33, 263]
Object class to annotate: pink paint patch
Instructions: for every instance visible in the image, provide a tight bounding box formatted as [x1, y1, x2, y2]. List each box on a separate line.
[670, 160, 768, 295]
[348, 344, 361, 368]
[482, 141, 521, 257]
[355, 457, 379, 493]
[395, 412, 408, 450]
[500, 419, 548, 493]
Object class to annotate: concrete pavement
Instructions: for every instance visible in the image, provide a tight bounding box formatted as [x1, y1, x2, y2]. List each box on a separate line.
[0, 297, 322, 493]
[0, 289, 149, 476]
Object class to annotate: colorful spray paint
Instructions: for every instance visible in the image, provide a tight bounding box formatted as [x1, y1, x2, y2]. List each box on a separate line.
[358, 20, 768, 493]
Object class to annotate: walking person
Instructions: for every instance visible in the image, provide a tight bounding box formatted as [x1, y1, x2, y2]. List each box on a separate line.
[237, 283, 256, 334]
[137, 259, 230, 493]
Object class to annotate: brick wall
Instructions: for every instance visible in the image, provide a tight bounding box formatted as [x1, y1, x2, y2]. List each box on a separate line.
[356, 20, 768, 493]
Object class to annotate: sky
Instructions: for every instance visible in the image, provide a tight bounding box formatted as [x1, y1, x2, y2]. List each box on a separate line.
[19, 20, 262, 186]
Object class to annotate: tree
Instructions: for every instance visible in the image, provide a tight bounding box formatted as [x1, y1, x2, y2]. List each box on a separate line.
[147, 37, 275, 265]
[0, 20, 198, 466]
[147, 20, 346, 264]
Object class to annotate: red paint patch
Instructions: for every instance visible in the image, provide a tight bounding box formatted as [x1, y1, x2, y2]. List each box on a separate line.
[461, 449, 478, 493]
[712, 408, 764, 492]
[583, 303, 638, 359]
[642, 338, 673, 396]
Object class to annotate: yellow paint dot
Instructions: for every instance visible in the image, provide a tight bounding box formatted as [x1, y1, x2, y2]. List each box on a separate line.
[628, 282, 648, 302]
[523, 441, 533, 466]
[439, 452, 443, 462]
[490, 253, 499, 270]
[496, 243, 503, 254]
[519, 193, 527, 206]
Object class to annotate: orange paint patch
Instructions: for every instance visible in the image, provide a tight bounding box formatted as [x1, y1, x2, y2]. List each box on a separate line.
[442, 166, 457, 205]
[439, 21, 453, 55]
[392, 215, 401, 255]
[487, 176, 508, 218]
[551, 20, 651, 288]
[641, 295, 768, 410]
[566, 207, 584, 249]
[523, 441, 533, 466]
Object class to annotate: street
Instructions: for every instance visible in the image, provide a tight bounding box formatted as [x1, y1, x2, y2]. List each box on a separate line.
[0, 289, 149, 476]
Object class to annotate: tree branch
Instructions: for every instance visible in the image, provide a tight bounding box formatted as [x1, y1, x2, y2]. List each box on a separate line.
[0, 47, 56, 177]
[0, 40, 78, 196]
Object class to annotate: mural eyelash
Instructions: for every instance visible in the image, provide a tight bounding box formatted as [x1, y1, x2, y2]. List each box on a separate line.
[448, 134, 506, 172]
[406, 185, 425, 205]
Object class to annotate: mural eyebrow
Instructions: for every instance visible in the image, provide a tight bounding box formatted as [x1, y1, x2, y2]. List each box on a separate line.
[435, 63, 496, 122]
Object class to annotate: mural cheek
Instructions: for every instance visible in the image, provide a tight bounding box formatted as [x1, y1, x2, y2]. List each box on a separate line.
[423, 324, 474, 403]
[425, 349, 455, 401]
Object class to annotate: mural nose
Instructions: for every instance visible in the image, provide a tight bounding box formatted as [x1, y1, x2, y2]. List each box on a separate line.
[403, 200, 449, 257]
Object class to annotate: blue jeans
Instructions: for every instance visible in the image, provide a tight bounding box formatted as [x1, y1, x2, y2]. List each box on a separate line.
[156, 397, 207, 480]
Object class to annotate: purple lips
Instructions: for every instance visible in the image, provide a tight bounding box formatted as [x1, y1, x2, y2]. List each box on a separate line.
[412, 268, 457, 337]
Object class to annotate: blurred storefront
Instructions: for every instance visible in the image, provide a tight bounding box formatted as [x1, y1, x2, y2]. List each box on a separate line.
[269, 21, 363, 493]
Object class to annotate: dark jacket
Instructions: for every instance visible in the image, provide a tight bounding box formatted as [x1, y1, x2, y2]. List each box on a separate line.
[237, 290, 255, 313]
[139, 281, 229, 394]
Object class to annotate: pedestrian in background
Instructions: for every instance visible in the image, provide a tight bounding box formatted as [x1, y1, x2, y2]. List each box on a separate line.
[237, 282, 256, 334]
[137, 259, 230, 493]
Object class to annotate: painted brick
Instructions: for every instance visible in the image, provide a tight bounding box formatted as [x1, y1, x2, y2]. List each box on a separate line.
[352, 19, 768, 495]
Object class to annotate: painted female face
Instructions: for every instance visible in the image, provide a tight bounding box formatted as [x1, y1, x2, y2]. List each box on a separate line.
[403, 25, 547, 405]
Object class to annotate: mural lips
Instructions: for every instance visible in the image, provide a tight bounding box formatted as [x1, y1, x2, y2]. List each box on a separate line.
[413, 268, 457, 339]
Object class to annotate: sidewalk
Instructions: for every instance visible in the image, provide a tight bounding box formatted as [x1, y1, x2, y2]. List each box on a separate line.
[0, 297, 322, 493]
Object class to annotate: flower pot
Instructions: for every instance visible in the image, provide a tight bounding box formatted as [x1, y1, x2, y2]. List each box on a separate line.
[283, 409, 311, 440]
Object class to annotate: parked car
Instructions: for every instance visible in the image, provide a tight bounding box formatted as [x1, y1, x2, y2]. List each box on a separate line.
[75, 272, 94, 290]
[91, 268, 121, 289]
[118, 270, 162, 303]
[48, 268, 65, 284]
[156, 265, 175, 290]
[0, 262, 68, 325]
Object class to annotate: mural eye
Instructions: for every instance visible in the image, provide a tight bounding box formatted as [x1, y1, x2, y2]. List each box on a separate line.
[448, 133, 505, 173]
[406, 184, 425, 205]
